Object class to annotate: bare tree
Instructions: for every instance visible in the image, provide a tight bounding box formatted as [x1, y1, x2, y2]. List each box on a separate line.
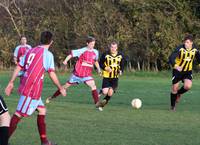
[0, 0, 21, 36]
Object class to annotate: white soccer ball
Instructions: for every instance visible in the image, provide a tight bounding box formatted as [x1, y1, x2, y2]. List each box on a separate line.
[131, 98, 142, 109]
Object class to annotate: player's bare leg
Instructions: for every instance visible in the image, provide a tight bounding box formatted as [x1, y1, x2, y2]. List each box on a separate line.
[171, 82, 179, 111]
[96, 88, 114, 108]
[46, 83, 71, 104]
[176, 79, 192, 103]
[0, 112, 10, 145]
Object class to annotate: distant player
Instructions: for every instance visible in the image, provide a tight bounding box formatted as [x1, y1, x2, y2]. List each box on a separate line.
[168, 34, 200, 111]
[14, 36, 31, 77]
[46, 36, 101, 108]
[0, 95, 10, 145]
[96, 41, 125, 110]
[14, 36, 31, 65]
[5, 31, 66, 145]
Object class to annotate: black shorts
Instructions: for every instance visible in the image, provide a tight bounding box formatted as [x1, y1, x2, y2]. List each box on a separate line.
[172, 69, 192, 84]
[102, 78, 118, 90]
[0, 95, 8, 115]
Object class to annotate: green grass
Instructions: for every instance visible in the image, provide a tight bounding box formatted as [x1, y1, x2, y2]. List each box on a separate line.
[1, 71, 200, 145]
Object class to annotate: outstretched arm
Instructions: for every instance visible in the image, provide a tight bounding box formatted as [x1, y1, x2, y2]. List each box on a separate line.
[5, 65, 22, 96]
[63, 54, 72, 65]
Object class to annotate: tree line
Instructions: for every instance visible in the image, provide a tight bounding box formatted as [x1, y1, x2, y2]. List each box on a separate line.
[0, 0, 200, 71]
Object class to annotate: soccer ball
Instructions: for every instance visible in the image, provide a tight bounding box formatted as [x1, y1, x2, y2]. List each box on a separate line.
[131, 98, 142, 109]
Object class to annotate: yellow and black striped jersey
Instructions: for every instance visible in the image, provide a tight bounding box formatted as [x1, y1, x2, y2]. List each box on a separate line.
[99, 51, 125, 78]
[169, 44, 200, 71]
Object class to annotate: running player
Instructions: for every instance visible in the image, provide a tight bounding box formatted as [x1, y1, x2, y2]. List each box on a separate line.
[96, 41, 125, 110]
[46, 36, 101, 108]
[168, 34, 200, 111]
[5, 31, 66, 145]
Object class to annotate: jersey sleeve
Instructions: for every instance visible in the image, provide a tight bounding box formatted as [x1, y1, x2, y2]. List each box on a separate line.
[27, 45, 32, 49]
[195, 48, 200, 64]
[168, 45, 181, 66]
[99, 52, 107, 70]
[94, 49, 99, 60]
[14, 46, 19, 57]
[120, 53, 125, 72]
[71, 47, 86, 57]
[43, 50, 55, 73]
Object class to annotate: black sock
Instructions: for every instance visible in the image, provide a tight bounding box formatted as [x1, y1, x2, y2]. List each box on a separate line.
[177, 86, 188, 95]
[170, 93, 177, 107]
[0, 126, 9, 145]
[103, 95, 111, 103]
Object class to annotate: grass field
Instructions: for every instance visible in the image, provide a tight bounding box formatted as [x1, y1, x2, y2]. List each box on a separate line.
[1, 71, 200, 145]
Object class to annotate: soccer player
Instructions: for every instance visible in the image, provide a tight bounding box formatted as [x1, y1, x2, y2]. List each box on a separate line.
[14, 36, 32, 77]
[46, 36, 101, 108]
[0, 95, 10, 145]
[168, 34, 200, 111]
[5, 31, 66, 145]
[14, 36, 31, 65]
[96, 41, 125, 109]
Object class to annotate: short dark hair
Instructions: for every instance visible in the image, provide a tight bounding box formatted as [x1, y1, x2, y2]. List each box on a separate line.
[184, 34, 194, 42]
[19, 35, 26, 42]
[40, 31, 53, 45]
[110, 41, 118, 47]
[86, 36, 95, 44]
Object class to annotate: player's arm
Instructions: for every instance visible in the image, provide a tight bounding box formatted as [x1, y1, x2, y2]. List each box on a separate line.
[48, 71, 66, 96]
[94, 61, 101, 75]
[13, 46, 19, 65]
[120, 53, 125, 75]
[195, 48, 200, 64]
[63, 54, 72, 65]
[5, 65, 22, 96]
[13, 57, 18, 65]
[63, 48, 85, 65]
[168, 46, 182, 71]
[168, 46, 181, 66]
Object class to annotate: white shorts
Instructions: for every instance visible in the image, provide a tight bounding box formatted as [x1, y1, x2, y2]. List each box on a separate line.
[16, 96, 45, 117]
[67, 74, 94, 84]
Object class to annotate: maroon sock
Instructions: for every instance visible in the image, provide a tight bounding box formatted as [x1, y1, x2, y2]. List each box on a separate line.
[52, 90, 61, 98]
[9, 114, 21, 138]
[37, 115, 48, 144]
[92, 89, 99, 104]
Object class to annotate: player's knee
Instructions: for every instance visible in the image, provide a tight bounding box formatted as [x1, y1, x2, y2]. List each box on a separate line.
[108, 89, 114, 96]
[14, 112, 22, 118]
[184, 85, 192, 90]
[91, 85, 97, 90]
[38, 107, 46, 115]
[0, 112, 10, 126]
[102, 89, 108, 95]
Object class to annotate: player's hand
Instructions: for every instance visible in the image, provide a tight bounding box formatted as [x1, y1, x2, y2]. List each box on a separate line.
[59, 87, 66, 97]
[98, 70, 102, 76]
[119, 70, 123, 76]
[63, 60, 68, 65]
[5, 82, 14, 96]
[105, 66, 112, 73]
[175, 66, 182, 72]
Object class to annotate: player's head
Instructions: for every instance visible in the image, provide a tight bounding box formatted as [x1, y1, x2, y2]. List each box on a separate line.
[183, 34, 193, 49]
[86, 36, 95, 49]
[20, 36, 27, 45]
[109, 41, 118, 54]
[40, 31, 53, 45]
